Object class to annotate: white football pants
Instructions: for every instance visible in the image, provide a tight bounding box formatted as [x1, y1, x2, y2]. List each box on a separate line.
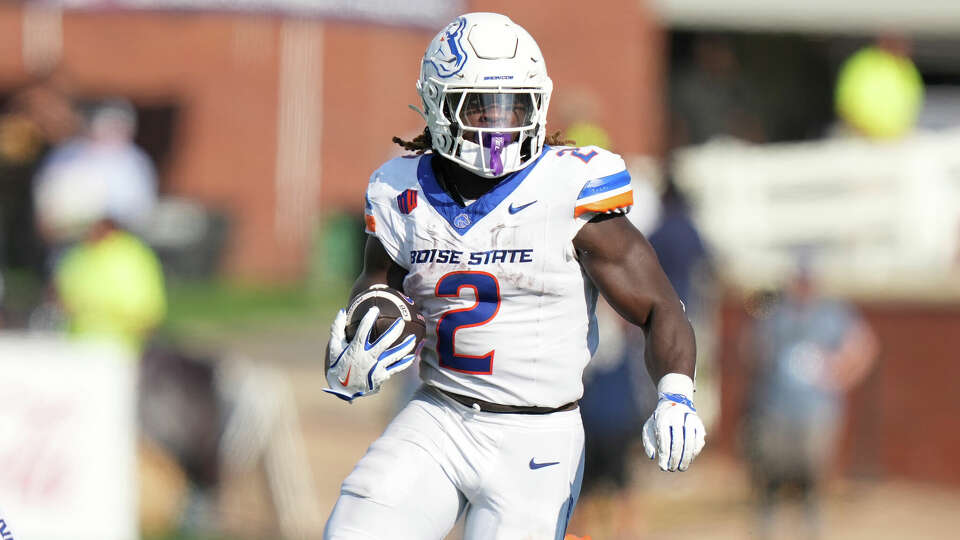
[324, 385, 585, 540]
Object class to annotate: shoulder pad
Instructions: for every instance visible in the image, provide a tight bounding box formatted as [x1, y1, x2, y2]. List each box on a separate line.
[543, 146, 632, 218]
[368, 155, 421, 198]
[364, 156, 421, 234]
[541, 145, 625, 176]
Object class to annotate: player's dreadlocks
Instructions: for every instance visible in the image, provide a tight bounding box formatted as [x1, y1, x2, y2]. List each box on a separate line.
[545, 130, 575, 147]
[392, 127, 574, 155]
[391, 127, 433, 154]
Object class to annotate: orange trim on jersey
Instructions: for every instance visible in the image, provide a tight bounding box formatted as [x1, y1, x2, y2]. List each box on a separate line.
[573, 191, 634, 217]
[364, 214, 377, 233]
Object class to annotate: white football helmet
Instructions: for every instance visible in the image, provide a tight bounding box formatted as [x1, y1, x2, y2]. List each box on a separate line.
[415, 12, 553, 178]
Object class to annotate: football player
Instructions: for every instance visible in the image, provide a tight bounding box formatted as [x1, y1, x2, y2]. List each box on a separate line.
[322, 12, 706, 539]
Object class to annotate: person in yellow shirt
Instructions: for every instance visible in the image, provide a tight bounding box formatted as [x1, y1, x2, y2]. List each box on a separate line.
[835, 37, 924, 140]
[54, 217, 166, 355]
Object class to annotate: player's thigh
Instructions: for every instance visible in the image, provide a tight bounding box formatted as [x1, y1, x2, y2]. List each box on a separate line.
[464, 414, 585, 540]
[324, 435, 463, 540]
[325, 395, 462, 540]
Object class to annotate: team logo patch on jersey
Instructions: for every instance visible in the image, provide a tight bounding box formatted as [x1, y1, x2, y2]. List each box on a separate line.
[397, 189, 418, 214]
[453, 213, 471, 229]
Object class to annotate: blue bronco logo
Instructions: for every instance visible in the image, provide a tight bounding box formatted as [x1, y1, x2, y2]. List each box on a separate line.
[0, 516, 15, 540]
[426, 17, 468, 78]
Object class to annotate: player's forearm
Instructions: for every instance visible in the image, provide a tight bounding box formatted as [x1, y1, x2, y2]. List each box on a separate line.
[353, 237, 408, 299]
[643, 302, 697, 382]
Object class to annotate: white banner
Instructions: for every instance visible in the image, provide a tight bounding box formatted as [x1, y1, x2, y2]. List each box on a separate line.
[653, 0, 960, 34]
[36, 0, 463, 28]
[675, 128, 960, 294]
[0, 333, 137, 540]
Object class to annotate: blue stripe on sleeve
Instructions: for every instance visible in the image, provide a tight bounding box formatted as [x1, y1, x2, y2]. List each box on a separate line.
[576, 170, 631, 200]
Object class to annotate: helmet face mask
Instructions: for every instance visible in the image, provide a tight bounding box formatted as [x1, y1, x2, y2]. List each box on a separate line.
[416, 13, 553, 178]
[451, 92, 536, 130]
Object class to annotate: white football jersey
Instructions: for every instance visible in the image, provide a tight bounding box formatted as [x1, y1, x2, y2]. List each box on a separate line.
[364, 146, 633, 407]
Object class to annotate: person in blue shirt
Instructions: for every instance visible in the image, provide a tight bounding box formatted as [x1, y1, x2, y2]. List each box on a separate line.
[742, 261, 877, 539]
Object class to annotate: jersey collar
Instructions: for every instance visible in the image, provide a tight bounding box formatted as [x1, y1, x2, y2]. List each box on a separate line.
[417, 147, 549, 235]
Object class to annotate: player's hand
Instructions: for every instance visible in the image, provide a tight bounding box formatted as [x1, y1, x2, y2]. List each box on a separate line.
[323, 307, 417, 402]
[642, 373, 706, 472]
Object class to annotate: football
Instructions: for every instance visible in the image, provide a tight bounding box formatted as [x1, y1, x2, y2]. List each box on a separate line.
[344, 284, 426, 349]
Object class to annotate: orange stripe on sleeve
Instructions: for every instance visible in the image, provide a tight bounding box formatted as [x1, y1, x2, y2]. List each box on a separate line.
[574, 191, 633, 217]
[364, 214, 377, 233]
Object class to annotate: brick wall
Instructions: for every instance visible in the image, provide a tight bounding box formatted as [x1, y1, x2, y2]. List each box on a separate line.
[0, 2, 664, 281]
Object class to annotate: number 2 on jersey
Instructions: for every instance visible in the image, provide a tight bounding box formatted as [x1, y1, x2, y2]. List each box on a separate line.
[435, 271, 501, 374]
[555, 147, 598, 163]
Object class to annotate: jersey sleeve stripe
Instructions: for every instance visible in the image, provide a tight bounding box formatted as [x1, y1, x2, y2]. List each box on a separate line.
[364, 214, 377, 233]
[575, 184, 631, 206]
[574, 190, 634, 217]
[576, 170, 631, 200]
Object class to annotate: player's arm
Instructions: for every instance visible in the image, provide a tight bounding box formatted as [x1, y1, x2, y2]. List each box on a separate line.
[322, 236, 412, 401]
[574, 214, 705, 471]
[347, 236, 409, 309]
[825, 319, 878, 392]
[574, 214, 695, 380]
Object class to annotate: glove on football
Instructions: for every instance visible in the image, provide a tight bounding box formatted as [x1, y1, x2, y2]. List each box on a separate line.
[642, 373, 707, 472]
[323, 307, 416, 402]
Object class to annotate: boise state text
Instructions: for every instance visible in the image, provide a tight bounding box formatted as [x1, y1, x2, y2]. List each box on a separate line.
[410, 248, 533, 265]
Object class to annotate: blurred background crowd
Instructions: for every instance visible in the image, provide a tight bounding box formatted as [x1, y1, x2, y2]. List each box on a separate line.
[0, 1, 959, 539]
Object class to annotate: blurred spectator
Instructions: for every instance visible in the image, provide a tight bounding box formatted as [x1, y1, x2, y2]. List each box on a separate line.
[136, 345, 223, 537]
[49, 209, 320, 538]
[138, 347, 324, 539]
[834, 36, 924, 140]
[671, 35, 766, 147]
[32, 109, 166, 351]
[553, 89, 610, 150]
[565, 120, 612, 150]
[33, 98, 158, 272]
[54, 216, 166, 354]
[647, 175, 709, 313]
[0, 77, 82, 279]
[741, 261, 878, 540]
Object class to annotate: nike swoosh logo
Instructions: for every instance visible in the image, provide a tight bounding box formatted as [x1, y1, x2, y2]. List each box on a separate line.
[508, 200, 537, 214]
[529, 458, 560, 470]
[339, 366, 352, 386]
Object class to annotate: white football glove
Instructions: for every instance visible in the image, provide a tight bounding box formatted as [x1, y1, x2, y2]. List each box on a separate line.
[642, 373, 707, 472]
[323, 307, 417, 402]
